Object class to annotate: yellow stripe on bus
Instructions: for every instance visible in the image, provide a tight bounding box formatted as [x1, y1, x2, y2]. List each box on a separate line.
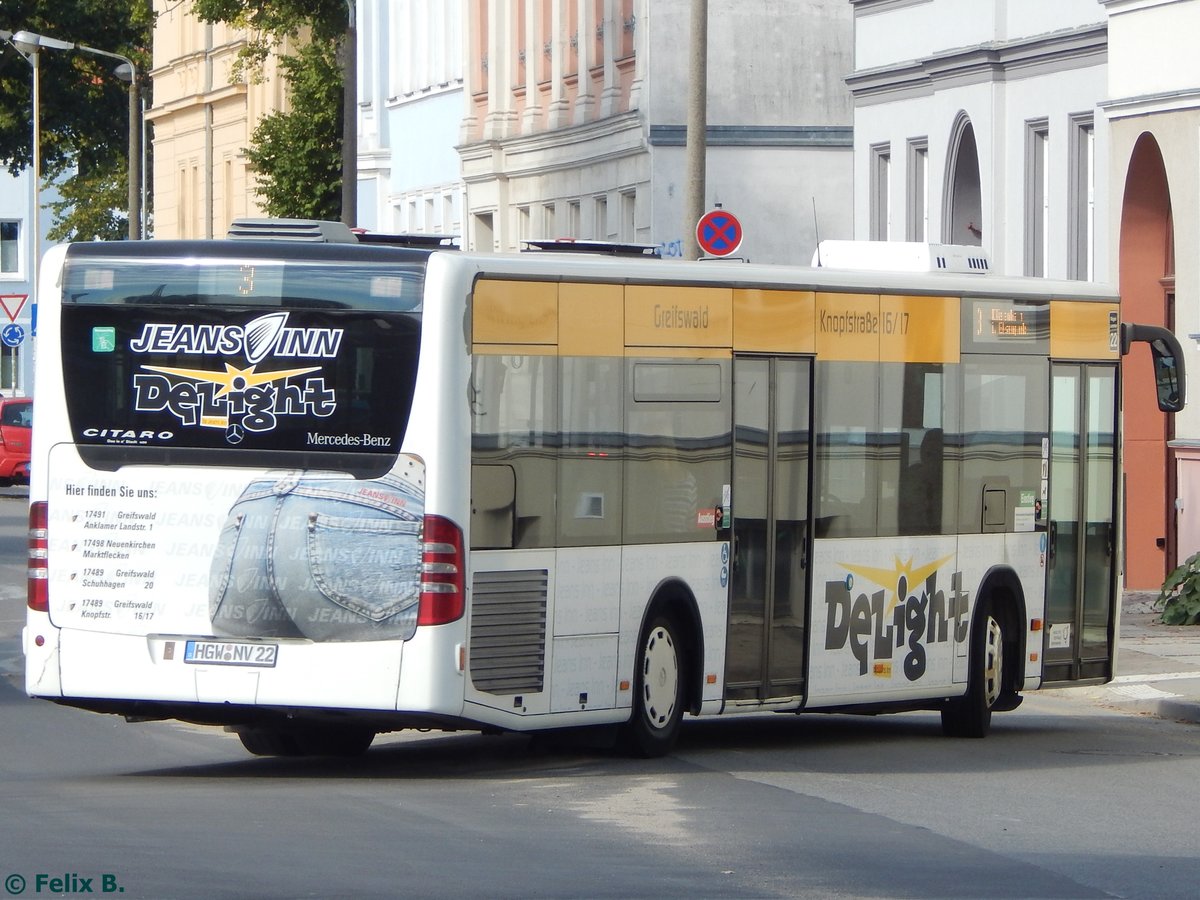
[624, 285, 733, 348]
[1050, 301, 1119, 360]
[733, 289, 816, 353]
[815, 293, 879, 361]
[560, 282, 624, 356]
[472, 279, 963, 362]
[879, 295, 960, 364]
[473, 279, 558, 345]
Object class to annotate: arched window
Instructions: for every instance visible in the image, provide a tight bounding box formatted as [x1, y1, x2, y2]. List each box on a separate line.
[944, 113, 982, 246]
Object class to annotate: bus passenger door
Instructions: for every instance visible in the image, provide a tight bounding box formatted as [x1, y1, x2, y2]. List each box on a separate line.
[726, 356, 813, 702]
[1045, 363, 1118, 682]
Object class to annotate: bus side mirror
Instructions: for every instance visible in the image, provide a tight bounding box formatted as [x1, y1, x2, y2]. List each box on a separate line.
[1120, 323, 1186, 413]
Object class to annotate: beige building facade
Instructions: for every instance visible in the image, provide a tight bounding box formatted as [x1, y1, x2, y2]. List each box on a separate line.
[147, 1, 296, 239]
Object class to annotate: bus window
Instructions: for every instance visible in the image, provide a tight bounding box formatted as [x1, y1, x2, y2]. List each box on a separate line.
[623, 359, 730, 544]
[470, 354, 559, 549]
[960, 356, 1048, 533]
[891, 363, 960, 537]
[815, 361, 879, 538]
[558, 357, 623, 547]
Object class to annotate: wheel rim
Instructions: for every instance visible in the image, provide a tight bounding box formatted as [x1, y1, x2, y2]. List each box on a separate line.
[982, 615, 1003, 709]
[641, 625, 679, 730]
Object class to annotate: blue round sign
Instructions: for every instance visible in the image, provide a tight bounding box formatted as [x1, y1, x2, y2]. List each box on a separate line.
[1, 324, 24, 348]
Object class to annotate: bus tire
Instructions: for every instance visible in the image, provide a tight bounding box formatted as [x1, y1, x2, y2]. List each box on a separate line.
[941, 597, 1004, 738]
[621, 612, 686, 758]
[236, 727, 303, 757]
[236, 725, 375, 757]
[293, 726, 376, 757]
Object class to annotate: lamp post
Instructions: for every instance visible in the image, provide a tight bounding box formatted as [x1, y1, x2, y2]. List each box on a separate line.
[341, 0, 357, 227]
[3, 29, 73, 346]
[12, 30, 141, 241]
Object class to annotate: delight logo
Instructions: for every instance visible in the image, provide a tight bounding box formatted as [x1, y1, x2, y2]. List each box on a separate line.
[128, 312, 342, 441]
[823, 555, 970, 681]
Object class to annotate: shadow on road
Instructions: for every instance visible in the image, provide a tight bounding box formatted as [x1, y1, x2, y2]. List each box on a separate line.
[122, 703, 1194, 782]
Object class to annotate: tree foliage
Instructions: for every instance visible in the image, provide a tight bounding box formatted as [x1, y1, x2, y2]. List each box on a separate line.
[243, 42, 342, 220]
[192, 0, 348, 220]
[0, 0, 151, 240]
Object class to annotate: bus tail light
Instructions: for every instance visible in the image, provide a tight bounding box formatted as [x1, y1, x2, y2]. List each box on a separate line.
[418, 515, 465, 626]
[28, 501, 48, 612]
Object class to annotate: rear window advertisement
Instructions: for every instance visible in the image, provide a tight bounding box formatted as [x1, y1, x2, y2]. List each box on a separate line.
[208, 458, 426, 642]
[62, 307, 418, 455]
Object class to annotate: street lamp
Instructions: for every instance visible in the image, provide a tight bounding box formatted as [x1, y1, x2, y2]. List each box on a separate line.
[11, 30, 142, 241]
[2, 28, 72, 346]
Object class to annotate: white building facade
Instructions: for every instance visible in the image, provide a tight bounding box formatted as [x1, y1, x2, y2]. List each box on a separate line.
[846, 0, 1200, 589]
[456, 0, 855, 262]
[847, 0, 1108, 279]
[356, 0, 466, 236]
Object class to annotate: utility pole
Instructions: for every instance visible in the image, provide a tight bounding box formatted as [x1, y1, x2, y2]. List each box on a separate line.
[682, 0, 708, 260]
[341, 0, 357, 227]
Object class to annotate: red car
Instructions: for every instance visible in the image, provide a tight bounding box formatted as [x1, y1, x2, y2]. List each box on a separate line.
[0, 397, 32, 486]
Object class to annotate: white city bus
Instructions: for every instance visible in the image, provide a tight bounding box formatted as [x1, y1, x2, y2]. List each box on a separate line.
[23, 222, 1184, 757]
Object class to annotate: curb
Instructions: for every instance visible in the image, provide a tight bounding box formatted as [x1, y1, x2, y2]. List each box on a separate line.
[1152, 697, 1200, 725]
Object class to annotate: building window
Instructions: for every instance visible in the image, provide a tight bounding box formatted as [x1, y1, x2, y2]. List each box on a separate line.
[1025, 119, 1050, 277]
[517, 205, 531, 244]
[1069, 115, 1095, 281]
[543, 202, 556, 237]
[620, 190, 636, 242]
[594, 195, 608, 240]
[870, 142, 891, 241]
[1, 345, 22, 392]
[474, 212, 494, 252]
[0, 222, 18, 274]
[906, 139, 928, 242]
[567, 200, 581, 237]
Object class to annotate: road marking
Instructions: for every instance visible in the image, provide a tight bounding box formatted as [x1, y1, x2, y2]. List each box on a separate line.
[1108, 684, 1180, 701]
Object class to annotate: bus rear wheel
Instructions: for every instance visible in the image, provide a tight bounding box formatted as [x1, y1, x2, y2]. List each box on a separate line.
[236, 727, 302, 757]
[621, 613, 685, 758]
[236, 725, 375, 757]
[941, 598, 1004, 738]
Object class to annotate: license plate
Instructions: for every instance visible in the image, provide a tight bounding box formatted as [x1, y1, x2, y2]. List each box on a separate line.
[184, 640, 278, 668]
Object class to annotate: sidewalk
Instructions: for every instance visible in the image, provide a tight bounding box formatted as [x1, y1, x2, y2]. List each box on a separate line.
[1066, 591, 1200, 725]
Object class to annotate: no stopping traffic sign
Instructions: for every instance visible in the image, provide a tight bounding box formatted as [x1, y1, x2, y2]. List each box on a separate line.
[696, 208, 743, 257]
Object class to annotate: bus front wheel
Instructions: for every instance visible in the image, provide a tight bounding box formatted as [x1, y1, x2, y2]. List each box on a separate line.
[941, 597, 1004, 738]
[621, 613, 686, 758]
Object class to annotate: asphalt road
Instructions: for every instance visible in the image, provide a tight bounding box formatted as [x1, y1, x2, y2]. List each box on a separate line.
[3, 486, 1200, 899]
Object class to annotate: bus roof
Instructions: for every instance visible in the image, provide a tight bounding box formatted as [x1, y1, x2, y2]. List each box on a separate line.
[440, 250, 1119, 303]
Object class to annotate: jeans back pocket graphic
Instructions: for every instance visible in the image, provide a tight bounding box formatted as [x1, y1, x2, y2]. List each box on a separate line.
[208, 465, 425, 642]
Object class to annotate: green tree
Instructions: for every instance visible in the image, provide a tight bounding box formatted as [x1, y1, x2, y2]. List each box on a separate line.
[0, 0, 151, 241]
[244, 42, 342, 220]
[192, 0, 349, 220]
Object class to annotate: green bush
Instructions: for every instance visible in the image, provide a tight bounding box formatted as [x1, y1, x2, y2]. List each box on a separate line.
[1156, 551, 1200, 625]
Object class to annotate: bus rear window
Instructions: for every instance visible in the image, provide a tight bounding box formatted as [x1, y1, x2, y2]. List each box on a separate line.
[59, 257, 423, 477]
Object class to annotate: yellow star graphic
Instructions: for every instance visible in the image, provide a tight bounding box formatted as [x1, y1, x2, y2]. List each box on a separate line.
[141, 363, 322, 398]
[840, 554, 953, 613]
